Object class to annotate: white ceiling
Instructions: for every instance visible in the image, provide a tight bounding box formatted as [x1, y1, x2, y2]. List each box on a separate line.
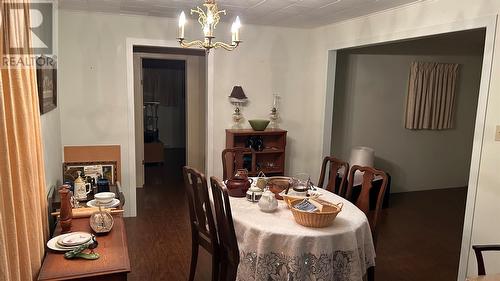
[59, 0, 422, 28]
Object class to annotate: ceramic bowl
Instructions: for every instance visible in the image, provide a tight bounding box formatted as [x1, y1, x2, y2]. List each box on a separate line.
[266, 177, 292, 200]
[94, 192, 115, 204]
[248, 119, 270, 131]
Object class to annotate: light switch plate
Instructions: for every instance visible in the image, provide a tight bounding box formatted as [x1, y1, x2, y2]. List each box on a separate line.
[496, 126, 500, 141]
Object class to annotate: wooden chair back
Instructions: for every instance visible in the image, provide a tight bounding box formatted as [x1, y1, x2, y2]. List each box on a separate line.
[222, 147, 252, 181]
[182, 166, 218, 253]
[472, 244, 500, 275]
[210, 176, 239, 281]
[346, 165, 388, 243]
[317, 156, 349, 196]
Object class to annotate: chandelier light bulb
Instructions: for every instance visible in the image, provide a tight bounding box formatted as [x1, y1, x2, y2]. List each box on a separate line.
[178, 11, 186, 39]
[179, 11, 186, 27]
[231, 16, 241, 32]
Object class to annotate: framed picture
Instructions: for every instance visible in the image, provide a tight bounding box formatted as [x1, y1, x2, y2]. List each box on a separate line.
[63, 161, 117, 185]
[36, 62, 57, 114]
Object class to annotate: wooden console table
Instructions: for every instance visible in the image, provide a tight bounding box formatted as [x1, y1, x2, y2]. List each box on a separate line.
[38, 216, 130, 281]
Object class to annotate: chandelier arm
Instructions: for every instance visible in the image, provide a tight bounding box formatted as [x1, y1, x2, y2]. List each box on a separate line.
[191, 7, 206, 27]
[179, 40, 205, 49]
[213, 41, 239, 51]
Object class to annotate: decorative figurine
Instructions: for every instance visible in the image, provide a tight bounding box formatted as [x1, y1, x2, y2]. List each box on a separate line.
[64, 235, 100, 260]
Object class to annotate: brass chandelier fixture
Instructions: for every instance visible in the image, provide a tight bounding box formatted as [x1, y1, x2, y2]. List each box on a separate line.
[177, 0, 242, 53]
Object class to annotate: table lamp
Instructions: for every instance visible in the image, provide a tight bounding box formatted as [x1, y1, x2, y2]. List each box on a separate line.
[229, 86, 248, 128]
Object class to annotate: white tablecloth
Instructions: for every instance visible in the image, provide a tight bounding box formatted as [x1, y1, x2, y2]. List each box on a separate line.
[229, 187, 376, 281]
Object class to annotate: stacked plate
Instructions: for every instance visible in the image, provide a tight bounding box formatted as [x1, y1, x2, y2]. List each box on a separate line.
[47, 232, 93, 252]
[86, 198, 120, 208]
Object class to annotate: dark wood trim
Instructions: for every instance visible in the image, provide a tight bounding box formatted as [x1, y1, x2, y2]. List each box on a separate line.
[133, 45, 206, 56]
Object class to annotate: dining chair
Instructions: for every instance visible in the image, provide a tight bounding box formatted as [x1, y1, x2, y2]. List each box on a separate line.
[472, 244, 500, 276]
[222, 147, 252, 181]
[317, 156, 349, 197]
[345, 165, 388, 245]
[182, 166, 219, 281]
[210, 176, 240, 281]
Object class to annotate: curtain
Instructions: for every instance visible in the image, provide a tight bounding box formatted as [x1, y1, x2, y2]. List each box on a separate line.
[405, 62, 460, 130]
[0, 1, 49, 281]
[143, 67, 185, 106]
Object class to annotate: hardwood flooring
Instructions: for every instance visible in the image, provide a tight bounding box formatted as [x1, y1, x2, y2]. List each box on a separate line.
[124, 148, 210, 281]
[125, 151, 467, 281]
[376, 187, 467, 281]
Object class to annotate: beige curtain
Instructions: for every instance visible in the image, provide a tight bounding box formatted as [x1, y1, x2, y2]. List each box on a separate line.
[143, 67, 184, 106]
[405, 62, 459, 130]
[0, 1, 49, 281]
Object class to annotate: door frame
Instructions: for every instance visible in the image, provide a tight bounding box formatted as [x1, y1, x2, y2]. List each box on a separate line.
[321, 15, 497, 281]
[125, 38, 215, 217]
[133, 53, 206, 189]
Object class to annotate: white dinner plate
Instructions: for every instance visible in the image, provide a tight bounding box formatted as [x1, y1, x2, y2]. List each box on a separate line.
[47, 233, 84, 252]
[57, 232, 92, 247]
[86, 198, 120, 208]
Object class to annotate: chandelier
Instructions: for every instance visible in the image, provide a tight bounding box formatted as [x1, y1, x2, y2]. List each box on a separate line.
[177, 0, 242, 53]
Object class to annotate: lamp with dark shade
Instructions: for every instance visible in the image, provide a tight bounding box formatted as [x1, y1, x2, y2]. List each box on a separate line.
[229, 86, 248, 128]
[229, 86, 248, 102]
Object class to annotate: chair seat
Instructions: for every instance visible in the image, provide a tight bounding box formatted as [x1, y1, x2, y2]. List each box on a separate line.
[467, 273, 500, 281]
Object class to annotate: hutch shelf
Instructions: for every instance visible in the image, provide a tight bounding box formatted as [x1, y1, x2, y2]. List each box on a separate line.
[225, 128, 287, 177]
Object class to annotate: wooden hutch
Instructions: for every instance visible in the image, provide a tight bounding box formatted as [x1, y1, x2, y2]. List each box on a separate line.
[225, 128, 287, 176]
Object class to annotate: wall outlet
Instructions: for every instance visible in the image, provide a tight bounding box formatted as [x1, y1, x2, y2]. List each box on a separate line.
[496, 126, 500, 141]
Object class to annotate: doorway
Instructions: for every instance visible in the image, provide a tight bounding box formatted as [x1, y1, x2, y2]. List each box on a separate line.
[330, 29, 485, 280]
[126, 47, 207, 280]
[133, 47, 206, 188]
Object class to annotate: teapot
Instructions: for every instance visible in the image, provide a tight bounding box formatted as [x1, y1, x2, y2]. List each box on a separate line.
[74, 171, 92, 201]
[258, 189, 278, 212]
[225, 169, 253, 198]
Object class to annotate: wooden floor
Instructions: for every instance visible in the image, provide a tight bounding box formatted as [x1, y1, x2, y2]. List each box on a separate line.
[125, 151, 467, 281]
[124, 148, 199, 281]
[376, 187, 467, 281]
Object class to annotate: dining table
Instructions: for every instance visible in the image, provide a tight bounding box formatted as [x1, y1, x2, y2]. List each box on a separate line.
[228, 181, 376, 281]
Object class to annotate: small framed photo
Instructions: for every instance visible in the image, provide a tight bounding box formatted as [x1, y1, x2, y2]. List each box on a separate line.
[36, 58, 57, 114]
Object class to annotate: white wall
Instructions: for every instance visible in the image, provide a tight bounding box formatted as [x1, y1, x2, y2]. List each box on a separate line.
[312, 0, 500, 277]
[58, 10, 324, 216]
[40, 108, 62, 193]
[332, 42, 483, 193]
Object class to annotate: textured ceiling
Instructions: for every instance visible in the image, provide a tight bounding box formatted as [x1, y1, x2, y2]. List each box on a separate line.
[59, 0, 422, 28]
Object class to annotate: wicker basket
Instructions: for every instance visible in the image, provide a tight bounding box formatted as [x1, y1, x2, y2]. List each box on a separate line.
[289, 198, 343, 228]
[281, 193, 320, 208]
